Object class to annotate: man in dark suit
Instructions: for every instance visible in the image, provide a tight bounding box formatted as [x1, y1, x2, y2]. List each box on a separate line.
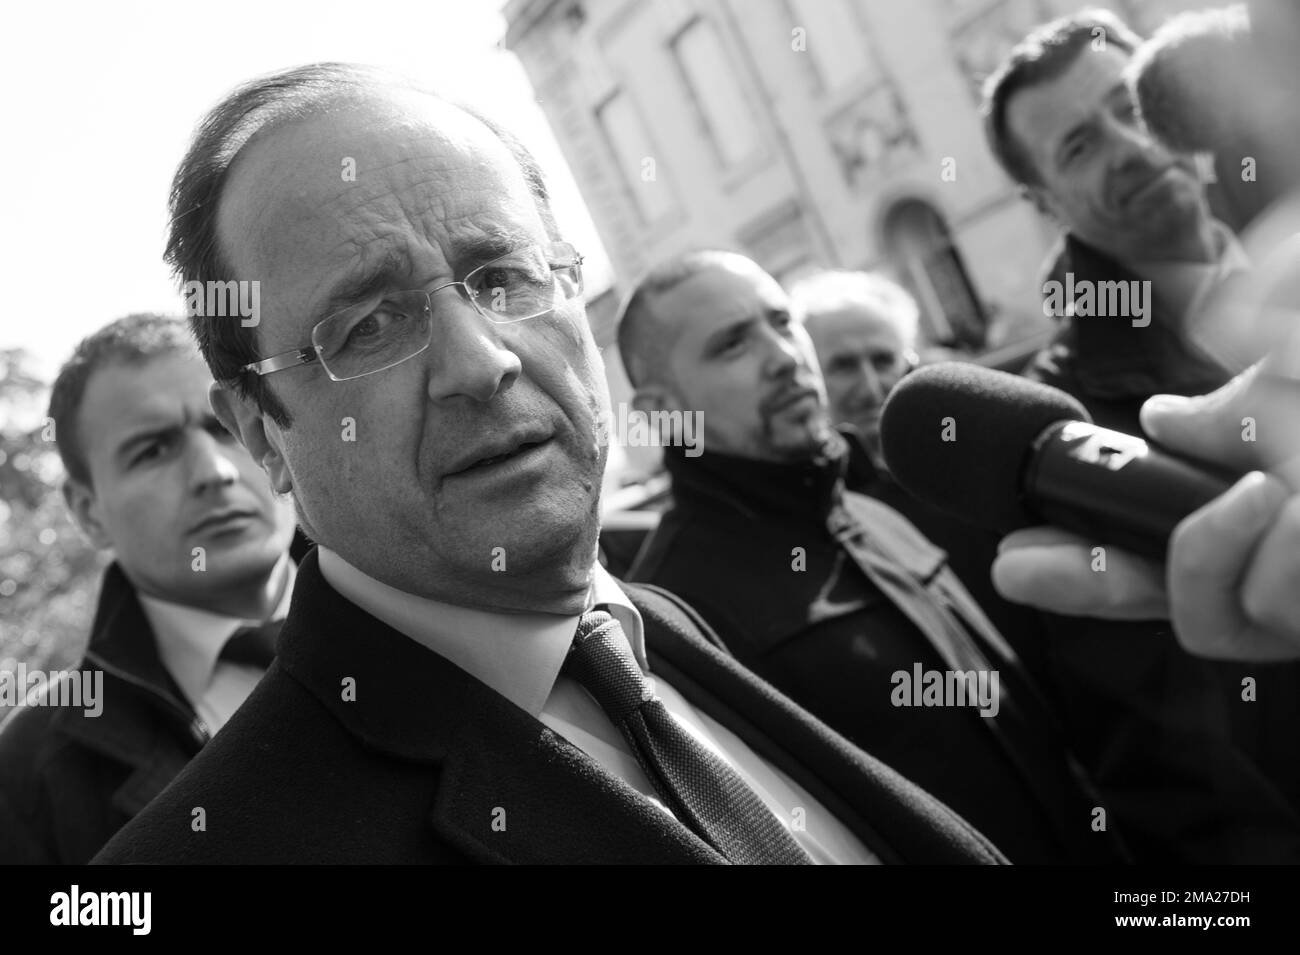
[94, 64, 1003, 865]
[0, 314, 299, 863]
[620, 249, 1300, 864]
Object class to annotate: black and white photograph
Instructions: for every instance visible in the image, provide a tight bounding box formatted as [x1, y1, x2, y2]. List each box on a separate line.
[2, 0, 1297, 931]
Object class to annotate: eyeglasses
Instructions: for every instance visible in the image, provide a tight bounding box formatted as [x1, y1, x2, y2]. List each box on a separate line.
[241, 241, 584, 382]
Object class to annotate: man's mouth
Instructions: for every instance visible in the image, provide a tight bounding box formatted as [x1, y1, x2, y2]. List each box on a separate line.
[189, 508, 257, 535]
[766, 387, 820, 415]
[445, 435, 552, 476]
[1118, 166, 1176, 208]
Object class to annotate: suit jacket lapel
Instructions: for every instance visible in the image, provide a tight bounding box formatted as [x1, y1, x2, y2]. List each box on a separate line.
[277, 550, 725, 865]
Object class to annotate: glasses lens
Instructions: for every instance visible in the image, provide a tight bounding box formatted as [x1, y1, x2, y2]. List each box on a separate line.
[313, 292, 432, 380]
[468, 242, 582, 323]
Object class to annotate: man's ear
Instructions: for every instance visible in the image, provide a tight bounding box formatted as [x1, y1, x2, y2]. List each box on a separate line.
[631, 382, 673, 417]
[1021, 182, 1058, 223]
[209, 381, 292, 495]
[632, 383, 685, 445]
[62, 479, 112, 550]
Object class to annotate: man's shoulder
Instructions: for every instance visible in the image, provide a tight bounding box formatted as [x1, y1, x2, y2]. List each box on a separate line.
[621, 579, 730, 654]
[0, 696, 71, 784]
[92, 665, 421, 864]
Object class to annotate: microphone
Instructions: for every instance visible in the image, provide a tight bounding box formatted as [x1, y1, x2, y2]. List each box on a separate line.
[878, 362, 1237, 560]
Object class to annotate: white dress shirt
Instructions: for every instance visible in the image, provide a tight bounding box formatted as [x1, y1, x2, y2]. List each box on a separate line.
[139, 556, 295, 736]
[316, 546, 878, 865]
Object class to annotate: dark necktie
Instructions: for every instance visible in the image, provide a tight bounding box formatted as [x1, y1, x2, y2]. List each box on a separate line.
[563, 609, 812, 865]
[219, 619, 282, 670]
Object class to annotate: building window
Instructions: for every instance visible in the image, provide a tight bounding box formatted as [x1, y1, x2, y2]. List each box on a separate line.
[670, 18, 762, 169]
[787, 0, 870, 92]
[882, 199, 987, 350]
[595, 90, 676, 226]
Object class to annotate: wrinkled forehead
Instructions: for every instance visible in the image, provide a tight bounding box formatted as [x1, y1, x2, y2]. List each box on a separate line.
[215, 93, 547, 340]
[805, 304, 907, 352]
[664, 260, 787, 332]
[1007, 45, 1133, 169]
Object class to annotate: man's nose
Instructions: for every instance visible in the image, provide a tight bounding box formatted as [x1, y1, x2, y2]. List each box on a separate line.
[857, 360, 885, 401]
[425, 296, 522, 404]
[1108, 120, 1165, 171]
[188, 430, 240, 495]
[761, 326, 802, 377]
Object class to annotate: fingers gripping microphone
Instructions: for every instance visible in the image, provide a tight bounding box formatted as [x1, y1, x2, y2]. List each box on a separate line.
[878, 362, 1236, 560]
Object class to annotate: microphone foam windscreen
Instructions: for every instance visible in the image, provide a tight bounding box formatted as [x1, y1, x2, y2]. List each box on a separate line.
[879, 362, 1092, 531]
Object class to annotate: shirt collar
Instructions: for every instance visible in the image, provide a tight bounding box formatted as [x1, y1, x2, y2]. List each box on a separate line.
[315, 546, 646, 718]
[139, 554, 295, 708]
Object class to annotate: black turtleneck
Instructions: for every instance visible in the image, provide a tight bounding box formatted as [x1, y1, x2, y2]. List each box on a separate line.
[658, 431, 849, 527]
[631, 433, 1121, 863]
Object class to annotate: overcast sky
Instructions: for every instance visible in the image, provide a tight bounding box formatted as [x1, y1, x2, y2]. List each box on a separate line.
[0, 0, 611, 387]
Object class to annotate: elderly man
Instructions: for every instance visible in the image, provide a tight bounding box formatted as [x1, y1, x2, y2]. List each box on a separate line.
[792, 270, 918, 469]
[621, 249, 1300, 863]
[983, 8, 1255, 435]
[0, 314, 298, 864]
[794, 270, 1053, 663]
[92, 65, 1004, 865]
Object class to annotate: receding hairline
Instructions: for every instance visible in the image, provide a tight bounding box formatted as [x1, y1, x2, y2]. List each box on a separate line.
[617, 251, 774, 389]
[216, 89, 538, 240]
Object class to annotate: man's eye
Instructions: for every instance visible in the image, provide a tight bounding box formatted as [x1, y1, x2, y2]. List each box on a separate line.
[345, 306, 408, 347]
[479, 264, 544, 291]
[133, 438, 170, 465]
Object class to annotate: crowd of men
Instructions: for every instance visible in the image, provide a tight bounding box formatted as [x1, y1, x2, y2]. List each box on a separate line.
[2, 3, 1299, 865]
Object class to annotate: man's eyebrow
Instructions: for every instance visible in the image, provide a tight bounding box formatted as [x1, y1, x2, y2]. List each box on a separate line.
[113, 406, 224, 462]
[312, 249, 414, 324]
[309, 229, 538, 325]
[704, 316, 756, 350]
[1055, 117, 1095, 164]
[114, 422, 180, 461]
[449, 228, 538, 269]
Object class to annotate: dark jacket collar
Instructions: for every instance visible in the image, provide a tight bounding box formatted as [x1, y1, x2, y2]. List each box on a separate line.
[662, 430, 853, 524]
[54, 563, 206, 815]
[81, 563, 193, 710]
[1053, 235, 1231, 400]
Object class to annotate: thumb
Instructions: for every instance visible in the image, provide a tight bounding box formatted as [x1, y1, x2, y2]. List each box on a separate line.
[1140, 386, 1248, 468]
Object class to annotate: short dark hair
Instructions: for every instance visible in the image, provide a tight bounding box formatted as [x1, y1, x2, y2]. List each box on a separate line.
[615, 249, 746, 389]
[168, 62, 560, 428]
[981, 8, 1142, 186]
[48, 313, 194, 486]
[1130, 5, 1252, 155]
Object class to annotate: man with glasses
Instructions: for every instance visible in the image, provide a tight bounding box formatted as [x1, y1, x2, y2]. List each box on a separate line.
[94, 64, 1004, 865]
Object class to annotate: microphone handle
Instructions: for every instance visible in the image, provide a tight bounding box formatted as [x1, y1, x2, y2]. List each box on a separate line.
[1026, 421, 1236, 560]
